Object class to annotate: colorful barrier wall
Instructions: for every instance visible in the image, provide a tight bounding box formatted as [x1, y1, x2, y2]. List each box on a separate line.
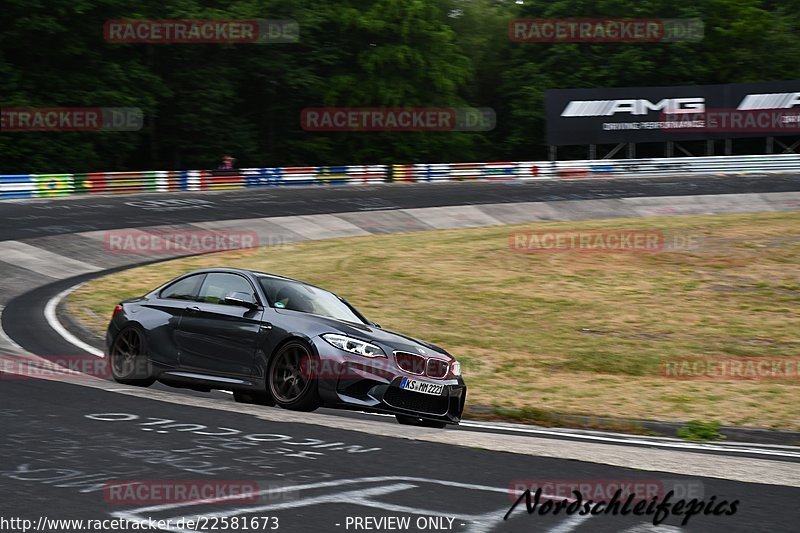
[2, 154, 800, 199]
[0, 165, 388, 199]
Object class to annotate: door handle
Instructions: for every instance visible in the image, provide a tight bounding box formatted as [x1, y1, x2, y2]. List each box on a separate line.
[186, 306, 201, 313]
[260, 323, 273, 330]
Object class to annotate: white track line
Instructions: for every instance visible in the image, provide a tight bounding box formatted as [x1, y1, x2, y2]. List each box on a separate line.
[546, 514, 593, 533]
[456, 421, 800, 459]
[45, 283, 800, 460]
[44, 283, 104, 357]
[351, 413, 800, 458]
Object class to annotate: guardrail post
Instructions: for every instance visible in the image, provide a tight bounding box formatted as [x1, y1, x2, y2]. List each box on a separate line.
[603, 143, 625, 160]
[776, 138, 800, 154]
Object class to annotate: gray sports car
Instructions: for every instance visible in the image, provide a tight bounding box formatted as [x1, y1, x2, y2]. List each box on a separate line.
[105, 267, 466, 428]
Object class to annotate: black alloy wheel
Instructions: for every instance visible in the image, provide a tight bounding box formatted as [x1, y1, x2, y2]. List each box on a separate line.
[109, 326, 155, 386]
[268, 341, 321, 411]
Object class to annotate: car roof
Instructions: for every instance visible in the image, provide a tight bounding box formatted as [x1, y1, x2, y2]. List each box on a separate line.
[185, 267, 328, 292]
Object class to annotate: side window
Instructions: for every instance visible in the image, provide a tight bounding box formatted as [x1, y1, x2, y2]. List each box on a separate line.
[197, 273, 255, 305]
[160, 274, 205, 301]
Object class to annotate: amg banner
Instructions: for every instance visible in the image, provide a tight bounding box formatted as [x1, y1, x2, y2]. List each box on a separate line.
[545, 80, 800, 145]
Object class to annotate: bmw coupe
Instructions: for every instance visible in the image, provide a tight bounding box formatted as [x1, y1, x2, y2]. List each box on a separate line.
[105, 268, 466, 428]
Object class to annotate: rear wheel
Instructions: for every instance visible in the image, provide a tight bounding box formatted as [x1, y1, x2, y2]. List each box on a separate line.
[109, 326, 155, 387]
[395, 414, 447, 429]
[268, 341, 321, 412]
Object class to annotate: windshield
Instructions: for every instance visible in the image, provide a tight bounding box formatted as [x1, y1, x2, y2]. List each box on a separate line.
[257, 276, 365, 324]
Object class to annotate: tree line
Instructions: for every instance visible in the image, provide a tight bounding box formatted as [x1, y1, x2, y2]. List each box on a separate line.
[3, 0, 799, 173]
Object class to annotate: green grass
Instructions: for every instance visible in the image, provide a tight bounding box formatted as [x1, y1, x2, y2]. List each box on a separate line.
[678, 420, 725, 441]
[67, 211, 800, 430]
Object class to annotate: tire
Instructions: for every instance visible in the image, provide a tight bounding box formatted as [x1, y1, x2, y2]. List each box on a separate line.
[109, 325, 155, 387]
[233, 390, 275, 406]
[395, 414, 447, 429]
[268, 340, 321, 412]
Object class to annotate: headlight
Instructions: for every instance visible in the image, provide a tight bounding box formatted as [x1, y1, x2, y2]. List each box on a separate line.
[322, 333, 386, 357]
[451, 361, 461, 376]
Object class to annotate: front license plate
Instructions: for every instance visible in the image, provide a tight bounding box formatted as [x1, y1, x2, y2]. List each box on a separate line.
[400, 377, 444, 396]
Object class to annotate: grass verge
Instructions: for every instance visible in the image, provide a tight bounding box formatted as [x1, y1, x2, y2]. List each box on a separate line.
[67, 211, 800, 430]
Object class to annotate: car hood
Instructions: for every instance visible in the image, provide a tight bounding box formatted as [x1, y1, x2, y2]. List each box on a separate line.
[274, 309, 453, 361]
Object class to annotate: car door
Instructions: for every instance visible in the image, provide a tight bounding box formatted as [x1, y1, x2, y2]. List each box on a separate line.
[175, 272, 265, 378]
[142, 272, 206, 367]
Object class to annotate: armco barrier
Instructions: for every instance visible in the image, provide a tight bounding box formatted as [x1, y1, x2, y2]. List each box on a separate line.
[554, 154, 800, 179]
[393, 154, 800, 182]
[2, 154, 800, 199]
[392, 161, 553, 181]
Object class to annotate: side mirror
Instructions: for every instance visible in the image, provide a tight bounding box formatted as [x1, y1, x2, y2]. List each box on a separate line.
[223, 291, 259, 310]
[370, 322, 382, 329]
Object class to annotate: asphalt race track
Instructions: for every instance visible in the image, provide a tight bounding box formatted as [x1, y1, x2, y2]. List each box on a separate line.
[2, 176, 800, 532]
[3, 174, 800, 241]
[1, 378, 797, 533]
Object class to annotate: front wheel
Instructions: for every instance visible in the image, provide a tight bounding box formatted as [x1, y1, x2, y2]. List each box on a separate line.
[395, 414, 447, 429]
[268, 341, 321, 412]
[109, 325, 155, 387]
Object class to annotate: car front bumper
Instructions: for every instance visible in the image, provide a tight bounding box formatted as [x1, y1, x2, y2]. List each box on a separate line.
[313, 347, 467, 424]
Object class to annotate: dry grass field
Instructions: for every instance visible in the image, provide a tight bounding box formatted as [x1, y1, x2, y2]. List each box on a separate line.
[68, 211, 800, 430]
